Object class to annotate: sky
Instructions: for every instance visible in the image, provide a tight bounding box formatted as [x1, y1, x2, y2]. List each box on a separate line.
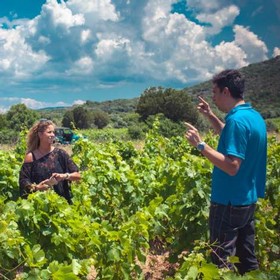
[0, 0, 279, 112]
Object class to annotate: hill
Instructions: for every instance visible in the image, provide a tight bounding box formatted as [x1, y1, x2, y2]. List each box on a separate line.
[186, 56, 280, 118]
[39, 56, 280, 120]
[83, 98, 139, 113]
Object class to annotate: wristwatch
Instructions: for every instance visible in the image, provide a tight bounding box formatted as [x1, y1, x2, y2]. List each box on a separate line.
[197, 141, 206, 152]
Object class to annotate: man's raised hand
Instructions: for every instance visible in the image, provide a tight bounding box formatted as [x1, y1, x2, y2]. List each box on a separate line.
[197, 95, 211, 116]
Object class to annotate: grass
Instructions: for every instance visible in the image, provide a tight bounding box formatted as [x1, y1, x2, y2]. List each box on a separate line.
[79, 127, 131, 142]
[0, 144, 15, 151]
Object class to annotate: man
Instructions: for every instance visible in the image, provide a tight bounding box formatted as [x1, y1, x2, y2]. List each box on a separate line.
[185, 69, 267, 275]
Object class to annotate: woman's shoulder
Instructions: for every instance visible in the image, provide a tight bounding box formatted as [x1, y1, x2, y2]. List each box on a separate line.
[53, 147, 69, 157]
[24, 152, 34, 163]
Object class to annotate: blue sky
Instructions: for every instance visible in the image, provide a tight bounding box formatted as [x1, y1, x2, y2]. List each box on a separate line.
[0, 0, 279, 112]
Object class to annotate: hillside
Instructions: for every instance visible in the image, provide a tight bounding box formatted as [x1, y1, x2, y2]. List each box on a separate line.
[39, 56, 280, 120]
[84, 98, 139, 113]
[186, 56, 280, 118]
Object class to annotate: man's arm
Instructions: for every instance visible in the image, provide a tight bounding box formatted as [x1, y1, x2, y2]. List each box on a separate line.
[205, 112, 225, 135]
[185, 122, 242, 176]
[197, 96, 224, 135]
[201, 144, 242, 176]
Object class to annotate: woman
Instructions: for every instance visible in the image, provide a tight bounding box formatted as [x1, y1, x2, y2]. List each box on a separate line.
[19, 119, 80, 204]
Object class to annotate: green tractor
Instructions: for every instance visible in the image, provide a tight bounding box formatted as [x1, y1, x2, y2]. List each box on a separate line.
[54, 127, 81, 144]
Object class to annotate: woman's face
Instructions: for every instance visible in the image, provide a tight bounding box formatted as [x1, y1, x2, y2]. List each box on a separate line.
[39, 125, 55, 144]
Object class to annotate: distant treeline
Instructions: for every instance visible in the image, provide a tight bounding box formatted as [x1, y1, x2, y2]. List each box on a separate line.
[0, 56, 279, 144]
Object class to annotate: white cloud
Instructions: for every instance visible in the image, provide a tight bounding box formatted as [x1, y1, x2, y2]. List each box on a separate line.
[0, 16, 29, 29]
[42, 0, 85, 29]
[0, 27, 49, 78]
[214, 41, 247, 69]
[186, 0, 223, 12]
[38, 35, 51, 45]
[273, 47, 280, 57]
[73, 100, 86, 105]
[233, 25, 268, 63]
[0, 58, 10, 70]
[0, 0, 274, 110]
[140, 1, 248, 83]
[81, 29, 91, 43]
[0, 107, 7, 114]
[66, 0, 119, 23]
[20, 98, 51, 109]
[0, 97, 84, 112]
[67, 56, 94, 74]
[95, 37, 131, 61]
[0, 97, 62, 110]
[196, 5, 240, 35]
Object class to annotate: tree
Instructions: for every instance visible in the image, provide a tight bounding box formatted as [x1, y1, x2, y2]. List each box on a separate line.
[62, 110, 74, 128]
[162, 88, 199, 123]
[72, 106, 92, 129]
[0, 114, 8, 130]
[127, 125, 144, 139]
[6, 104, 39, 131]
[92, 110, 110, 129]
[136, 87, 165, 120]
[136, 87, 199, 124]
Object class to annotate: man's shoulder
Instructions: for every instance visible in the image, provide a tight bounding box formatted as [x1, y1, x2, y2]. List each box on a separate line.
[229, 107, 264, 123]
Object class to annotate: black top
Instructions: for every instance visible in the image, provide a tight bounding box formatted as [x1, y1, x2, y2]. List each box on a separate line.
[19, 148, 79, 203]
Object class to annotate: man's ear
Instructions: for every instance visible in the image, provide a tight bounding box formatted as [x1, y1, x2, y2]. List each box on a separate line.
[223, 87, 231, 96]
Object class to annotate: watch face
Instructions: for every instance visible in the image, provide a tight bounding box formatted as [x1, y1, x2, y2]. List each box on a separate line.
[197, 142, 205, 151]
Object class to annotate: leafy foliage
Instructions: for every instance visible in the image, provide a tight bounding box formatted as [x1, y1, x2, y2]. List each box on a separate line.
[0, 129, 19, 144]
[61, 107, 110, 130]
[127, 125, 145, 140]
[72, 106, 92, 129]
[136, 87, 199, 124]
[0, 105, 39, 144]
[91, 110, 110, 129]
[62, 110, 75, 128]
[0, 120, 279, 279]
[85, 98, 138, 113]
[6, 104, 39, 131]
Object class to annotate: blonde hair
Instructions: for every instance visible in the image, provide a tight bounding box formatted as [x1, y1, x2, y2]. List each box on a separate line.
[27, 120, 55, 152]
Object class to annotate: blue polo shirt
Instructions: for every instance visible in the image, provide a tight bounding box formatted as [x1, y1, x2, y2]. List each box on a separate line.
[211, 103, 267, 206]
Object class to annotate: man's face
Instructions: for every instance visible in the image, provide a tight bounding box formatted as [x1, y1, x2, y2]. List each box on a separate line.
[212, 83, 226, 112]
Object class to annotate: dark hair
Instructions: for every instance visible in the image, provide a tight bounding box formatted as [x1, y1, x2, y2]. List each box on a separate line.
[212, 69, 245, 99]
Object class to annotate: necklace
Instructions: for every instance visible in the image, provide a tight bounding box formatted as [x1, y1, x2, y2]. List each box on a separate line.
[37, 147, 53, 158]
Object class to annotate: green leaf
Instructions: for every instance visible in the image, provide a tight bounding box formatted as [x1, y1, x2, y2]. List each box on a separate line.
[72, 259, 82, 275]
[186, 266, 199, 279]
[108, 247, 121, 262]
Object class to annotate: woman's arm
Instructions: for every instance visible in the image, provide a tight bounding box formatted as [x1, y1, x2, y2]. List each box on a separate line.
[19, 153, 50, 196]
[51, 149, 81, 182]
[19, 153, 34, 197]
[51, 171, 81, 182]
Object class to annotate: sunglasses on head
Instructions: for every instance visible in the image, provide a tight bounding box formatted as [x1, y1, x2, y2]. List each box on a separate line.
[39, 118, 51, 122]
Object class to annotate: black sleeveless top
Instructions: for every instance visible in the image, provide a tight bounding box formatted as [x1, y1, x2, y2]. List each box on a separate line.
[19, 148, 79, 204]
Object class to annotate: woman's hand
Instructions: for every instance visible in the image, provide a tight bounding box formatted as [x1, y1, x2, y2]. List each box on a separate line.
[36, 179, 51, 191]
[51, 173, 68, 182]
[51, 172, 81, 182]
